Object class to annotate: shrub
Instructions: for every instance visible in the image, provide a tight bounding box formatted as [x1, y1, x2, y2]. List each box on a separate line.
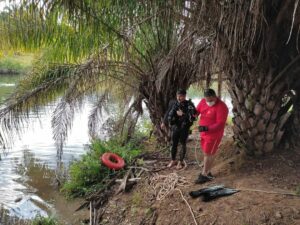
[61, 138, 142, 198]
[31, 215, 59, 225]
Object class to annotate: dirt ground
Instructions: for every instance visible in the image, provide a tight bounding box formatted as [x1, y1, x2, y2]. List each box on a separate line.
[99, 127, 300, 225]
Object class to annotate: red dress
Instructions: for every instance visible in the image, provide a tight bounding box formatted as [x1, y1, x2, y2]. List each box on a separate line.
[196, 98, 229, 155]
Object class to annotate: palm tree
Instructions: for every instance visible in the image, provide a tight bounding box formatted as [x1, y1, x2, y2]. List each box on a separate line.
[0, 1, 209, 154]
[191, 0, 300, 155]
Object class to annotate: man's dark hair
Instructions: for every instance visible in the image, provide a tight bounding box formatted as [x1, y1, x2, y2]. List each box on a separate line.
[204, 88, 216, 97]
[176, 89, 187, 95]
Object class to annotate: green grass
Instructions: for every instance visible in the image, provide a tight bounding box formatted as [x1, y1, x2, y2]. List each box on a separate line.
[295, 185, 300, 196]
[0, 53, 34, 73]
[31, 216, 60, 225]
[61, 138, 142, 198]
[227, 115, 233, 125]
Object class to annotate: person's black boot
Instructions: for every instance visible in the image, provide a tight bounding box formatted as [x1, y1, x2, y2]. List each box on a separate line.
[194, 174, 213, 184]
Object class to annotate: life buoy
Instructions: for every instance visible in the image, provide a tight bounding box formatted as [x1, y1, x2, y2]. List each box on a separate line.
[101, 153, 125, 170]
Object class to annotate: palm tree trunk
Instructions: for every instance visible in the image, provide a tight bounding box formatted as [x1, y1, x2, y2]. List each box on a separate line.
[229, 70, 291, 156]
[284, 92, 300, 150]
[290, 97, 300, 148]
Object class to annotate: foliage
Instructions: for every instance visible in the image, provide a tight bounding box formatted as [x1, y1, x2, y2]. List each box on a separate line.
[0, 54, 33, 73]
[296, 185, 300, 196]
[61, 138, 142, 198]
[31, 216, 60, 225]
[0, 0, 203, 151]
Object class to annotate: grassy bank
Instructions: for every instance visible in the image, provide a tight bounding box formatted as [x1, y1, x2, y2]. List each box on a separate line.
[31, 216, 60, 225]
[61, 138, 142, 198]
[0, 54, 33, 74]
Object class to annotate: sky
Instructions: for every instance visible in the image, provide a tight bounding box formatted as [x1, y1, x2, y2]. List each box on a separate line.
[0, 0, 12, 11]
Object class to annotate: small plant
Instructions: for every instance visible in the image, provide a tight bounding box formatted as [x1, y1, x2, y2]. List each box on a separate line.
[61, 138, 141, 198]
[295, 185, 300, 196]
[31, 215, 60, 225]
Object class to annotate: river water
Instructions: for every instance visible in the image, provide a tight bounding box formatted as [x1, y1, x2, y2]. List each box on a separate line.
[0, 74, 90, 224]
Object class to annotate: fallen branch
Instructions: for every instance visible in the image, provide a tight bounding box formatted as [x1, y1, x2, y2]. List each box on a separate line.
[115, 178, 141, 183]
[116, 169, 132, 194]
[128, 166, 150, 171]
[175, 188, 198, 225]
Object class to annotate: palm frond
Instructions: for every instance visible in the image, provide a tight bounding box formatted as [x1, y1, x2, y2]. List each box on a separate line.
[0, 63, 74, 148]
[88, 91, 109, 139]
[51, 99, 75, 158]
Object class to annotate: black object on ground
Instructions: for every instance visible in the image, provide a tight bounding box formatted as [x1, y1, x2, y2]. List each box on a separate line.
[194, 174, 213, 184]
[202, 187, 239, 201]
[207, 172, 214, 178]
[189, 185, 239, 202]
[189, 185, 225, 198]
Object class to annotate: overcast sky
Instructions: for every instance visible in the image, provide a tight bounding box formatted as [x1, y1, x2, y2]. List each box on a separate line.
[0, 0, 11, 11]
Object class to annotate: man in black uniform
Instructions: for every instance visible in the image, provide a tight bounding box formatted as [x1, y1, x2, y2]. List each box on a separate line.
[161, 89, 197, 169]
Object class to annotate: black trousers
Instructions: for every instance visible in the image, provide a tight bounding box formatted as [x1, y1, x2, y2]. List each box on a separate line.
[171, 125, 189, 161]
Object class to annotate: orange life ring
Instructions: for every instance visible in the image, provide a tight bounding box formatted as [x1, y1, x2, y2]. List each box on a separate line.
[101, 153, 125, 170]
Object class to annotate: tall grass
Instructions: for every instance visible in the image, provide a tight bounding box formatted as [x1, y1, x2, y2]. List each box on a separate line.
[61, 139, 142, 198]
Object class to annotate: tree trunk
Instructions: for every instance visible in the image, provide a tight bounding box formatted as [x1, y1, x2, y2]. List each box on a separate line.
[212, 0, 300, 155]
[290, 96, 300, 149]
[229, 69, 292, 156]
[283, 92, 300, 150]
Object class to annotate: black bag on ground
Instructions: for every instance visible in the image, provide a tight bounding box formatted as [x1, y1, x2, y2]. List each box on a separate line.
[202, 188, 239, 202]
[189, 185, 225, 198]
[189, 185, 239, 202]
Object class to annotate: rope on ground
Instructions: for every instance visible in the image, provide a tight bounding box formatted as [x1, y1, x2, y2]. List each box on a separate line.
[239, 188, 300, 196]
[175, 188, 198, 225]
[149, 173, 190, 201]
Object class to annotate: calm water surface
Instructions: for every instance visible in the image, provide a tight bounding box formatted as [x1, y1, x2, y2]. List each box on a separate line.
[0, 74, 91, 224]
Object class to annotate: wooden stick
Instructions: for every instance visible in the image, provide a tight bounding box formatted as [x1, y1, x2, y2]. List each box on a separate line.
[128, 166, 150, 171]
[90, 201, 92, 225]
[176, 188, 198, 225]
[115, 178, 141, 182]
[116, 169, 132, 194]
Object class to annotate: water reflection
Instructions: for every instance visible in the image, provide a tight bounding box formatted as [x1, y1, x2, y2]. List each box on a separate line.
[0, 74, 91, 223]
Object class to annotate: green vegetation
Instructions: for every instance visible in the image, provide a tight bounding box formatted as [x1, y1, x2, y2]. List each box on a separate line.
[295, 185, 300, 196]
[61, 139, 142, 198]
[227, 116, 233, 126]
[31, 216, 60, 225]
[0, 54, 33, 73]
